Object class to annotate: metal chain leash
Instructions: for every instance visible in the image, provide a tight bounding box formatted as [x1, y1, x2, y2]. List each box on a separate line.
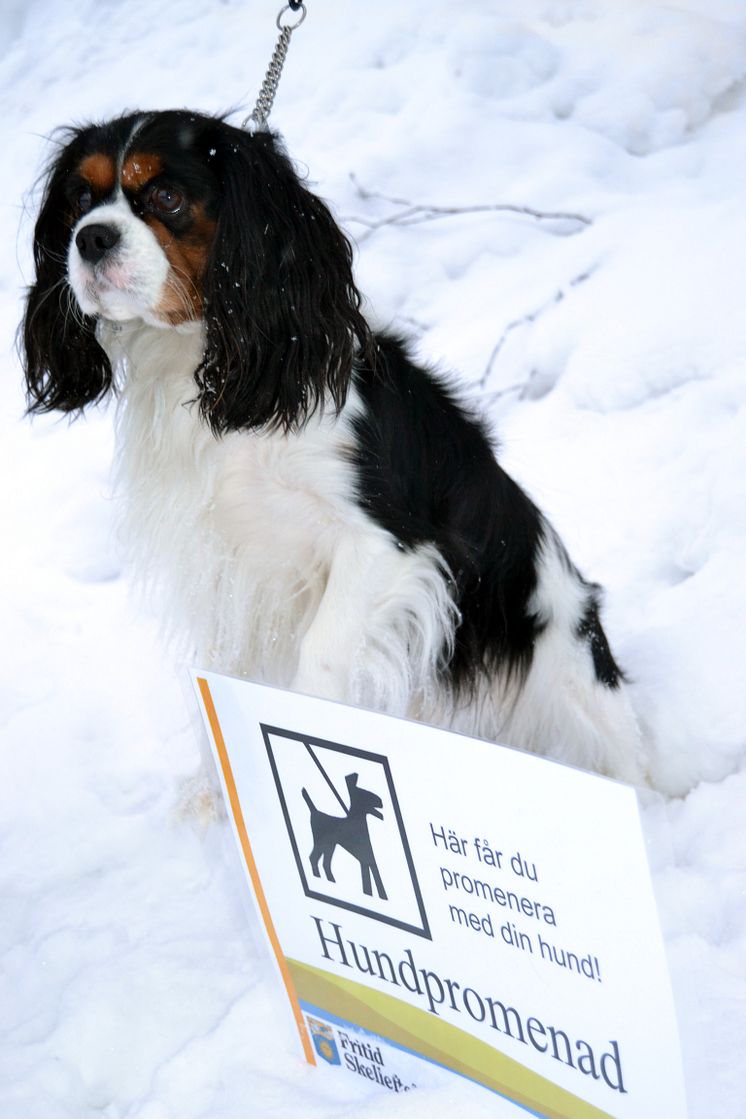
[242, 3, 308, 130]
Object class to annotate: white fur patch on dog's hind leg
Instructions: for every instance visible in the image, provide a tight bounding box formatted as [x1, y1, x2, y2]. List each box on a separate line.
[501, 633, 651, 786]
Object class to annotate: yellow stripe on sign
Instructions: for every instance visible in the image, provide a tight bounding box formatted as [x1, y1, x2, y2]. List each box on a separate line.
[196, 676, 316, 1067]
[287, 959, 615, 1119]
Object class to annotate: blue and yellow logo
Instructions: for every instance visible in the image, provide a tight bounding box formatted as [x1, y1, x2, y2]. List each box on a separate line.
[308, 1018, 341, 1066]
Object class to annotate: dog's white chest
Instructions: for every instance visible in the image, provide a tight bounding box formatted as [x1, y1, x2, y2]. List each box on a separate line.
[109, 321, 363, 680]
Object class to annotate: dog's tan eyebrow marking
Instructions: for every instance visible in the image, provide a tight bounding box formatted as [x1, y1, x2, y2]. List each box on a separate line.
[121, 152, 164, 190]
[78, 153, 116, 193]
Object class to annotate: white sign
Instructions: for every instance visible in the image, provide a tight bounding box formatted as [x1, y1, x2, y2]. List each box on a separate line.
[193, 671, 687, 1119]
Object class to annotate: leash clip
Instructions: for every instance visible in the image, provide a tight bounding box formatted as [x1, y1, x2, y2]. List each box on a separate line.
[242, 3, 308, 131]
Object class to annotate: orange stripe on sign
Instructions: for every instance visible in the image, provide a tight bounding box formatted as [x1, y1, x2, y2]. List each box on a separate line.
[196, 676, 316, 1067]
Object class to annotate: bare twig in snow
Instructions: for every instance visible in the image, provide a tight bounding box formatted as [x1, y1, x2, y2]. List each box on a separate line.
[345, 174, 592, 241]
[479, 268, 597, 392]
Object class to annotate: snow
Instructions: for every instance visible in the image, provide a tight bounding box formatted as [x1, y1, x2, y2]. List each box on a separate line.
[1, 1, 745, 1116]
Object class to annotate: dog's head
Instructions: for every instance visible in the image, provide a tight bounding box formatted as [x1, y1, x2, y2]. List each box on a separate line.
[22, 110, 371, 432]
[345, 773, 384, 820]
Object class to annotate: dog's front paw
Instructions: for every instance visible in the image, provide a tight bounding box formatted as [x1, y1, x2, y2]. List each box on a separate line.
[172, 769, 226, 832]
[291, 664, 347, 703]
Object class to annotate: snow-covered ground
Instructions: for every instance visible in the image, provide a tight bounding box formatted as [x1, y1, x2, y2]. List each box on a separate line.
[2, 1, 745, 1116]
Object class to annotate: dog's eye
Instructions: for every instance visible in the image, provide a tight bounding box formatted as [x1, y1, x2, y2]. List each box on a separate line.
[146, 184, 185, 215]
[75, 186, 93, 216]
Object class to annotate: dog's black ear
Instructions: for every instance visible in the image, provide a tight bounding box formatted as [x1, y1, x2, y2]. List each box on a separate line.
[21, 135, 113, 417]
[345, 773, 360, 793]
[197, 127, 372, 434]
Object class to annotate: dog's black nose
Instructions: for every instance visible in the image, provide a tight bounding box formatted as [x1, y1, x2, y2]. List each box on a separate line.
[75, 223, 120, 265]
